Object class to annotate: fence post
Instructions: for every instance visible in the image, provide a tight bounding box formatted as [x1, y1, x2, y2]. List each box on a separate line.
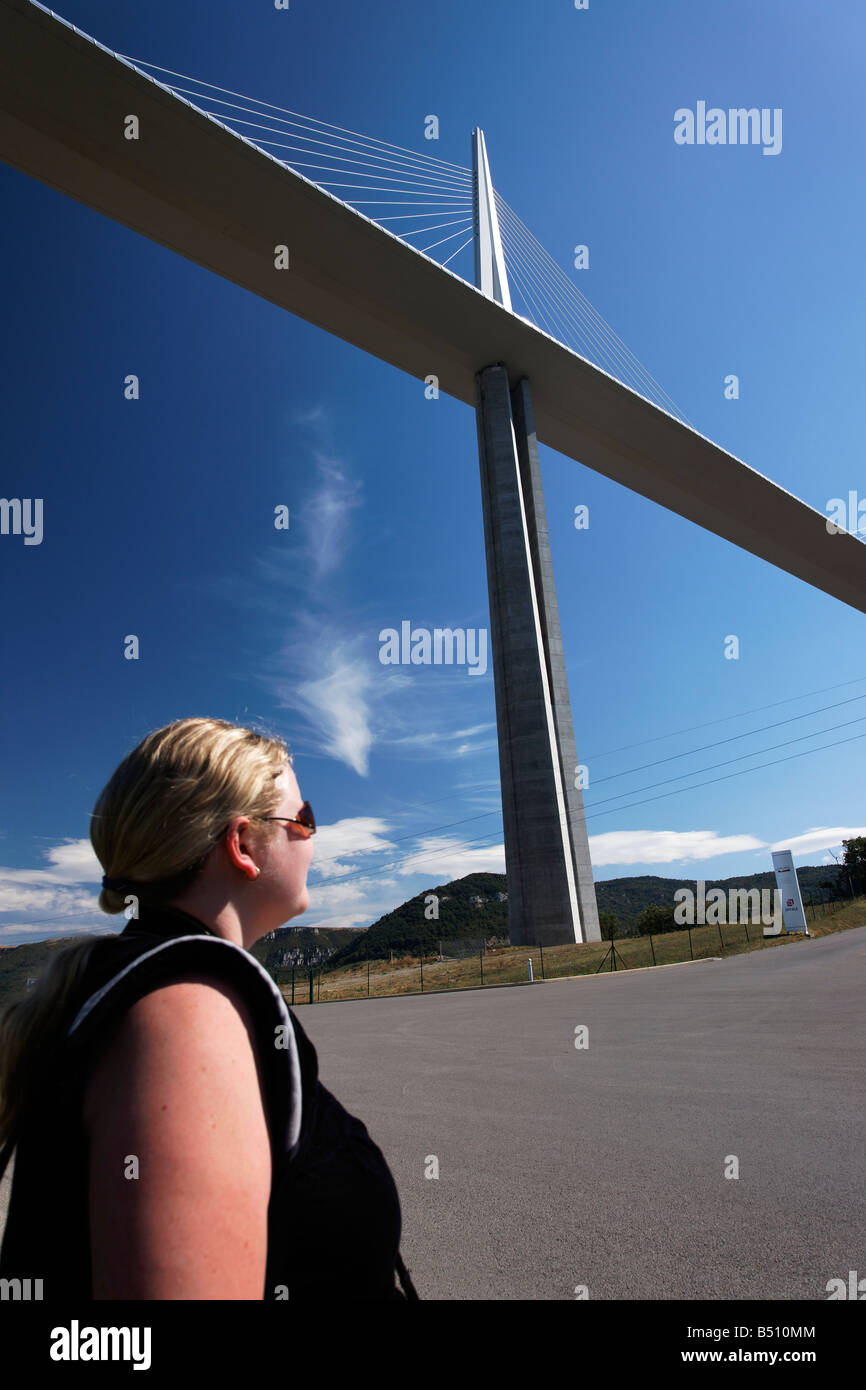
[688, 928, 694, 961]
[309, 968, 314, 1004]
[539, 943, 545, 979]
[480, 949, 484, 986]
[367, 960, 370, 998]
[291, 966, 295, 1006]
[717, 922, 725, 954]
[744, 920, 750, 944]
[648, 933, 656, 966]
[420, 954, 424, 993]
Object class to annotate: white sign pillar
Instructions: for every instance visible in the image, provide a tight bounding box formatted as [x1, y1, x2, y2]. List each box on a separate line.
[769, 849, 810, 935]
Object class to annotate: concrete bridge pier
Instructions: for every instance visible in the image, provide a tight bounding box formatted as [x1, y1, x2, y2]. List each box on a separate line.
[475, 363, 601, 946]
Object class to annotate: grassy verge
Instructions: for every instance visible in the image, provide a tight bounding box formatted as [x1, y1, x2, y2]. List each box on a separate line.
[282, 896, 866, 1006]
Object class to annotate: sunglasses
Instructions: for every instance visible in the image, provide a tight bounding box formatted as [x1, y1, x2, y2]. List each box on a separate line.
[257, 802, 316, 837]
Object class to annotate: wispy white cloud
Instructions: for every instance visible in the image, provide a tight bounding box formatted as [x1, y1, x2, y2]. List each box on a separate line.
[377, 709, 497, 762]
[310, 817, 396, 880]
[388, 722, 496, 749]
[266, 625, 495, 775]
[294, 874, 402, 932]
[0, 883, 97, 916]
[0, 838, 108, 940]
[245, 418, 386, 775]
[588, 825, 866, 871]
[768, 825, 866, 858]
[272, 625, 377, 775]
[456, 778, 500, 792]
[0, 838, 102, 886]
[588, 829, 766, 867]
[303, 451, 363, 584]
[196, 412, 496, 777]
[395, 835, 505, 879]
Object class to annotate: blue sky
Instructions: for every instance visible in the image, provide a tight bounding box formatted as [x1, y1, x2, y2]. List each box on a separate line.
[1, 0, 865, 946]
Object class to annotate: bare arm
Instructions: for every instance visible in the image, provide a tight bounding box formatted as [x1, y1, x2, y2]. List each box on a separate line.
[82, 973, 272, 1299]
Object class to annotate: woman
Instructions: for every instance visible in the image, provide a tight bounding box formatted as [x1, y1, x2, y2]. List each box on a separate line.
[0, 717, 419, 1300]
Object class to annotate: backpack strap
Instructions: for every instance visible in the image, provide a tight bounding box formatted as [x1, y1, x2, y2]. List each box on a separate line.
[65, 933, 303, 1164]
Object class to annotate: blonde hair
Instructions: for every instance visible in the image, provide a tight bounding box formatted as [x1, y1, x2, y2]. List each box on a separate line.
[0, 717, 291, 1150]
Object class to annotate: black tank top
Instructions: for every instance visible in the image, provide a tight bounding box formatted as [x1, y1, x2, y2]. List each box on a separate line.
[0, 905, 418, 1300]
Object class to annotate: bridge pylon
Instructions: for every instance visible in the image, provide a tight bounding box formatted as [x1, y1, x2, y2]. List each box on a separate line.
[471, 129, 601, 946]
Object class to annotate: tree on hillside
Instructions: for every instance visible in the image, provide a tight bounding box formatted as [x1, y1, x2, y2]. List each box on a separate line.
[636, 903, 679, 936]
[599, 911, 624, 940]
[842, 837, 866, 895]
[820, 877, 839, 904]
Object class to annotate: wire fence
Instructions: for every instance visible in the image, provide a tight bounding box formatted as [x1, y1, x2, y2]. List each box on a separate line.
[281, 916, 825, 1007]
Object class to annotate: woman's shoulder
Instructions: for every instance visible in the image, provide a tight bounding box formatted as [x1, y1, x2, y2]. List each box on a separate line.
[69, 931, 281, 1040]
[68, 930, 305, 1162]
[81, 968, 269, 1127]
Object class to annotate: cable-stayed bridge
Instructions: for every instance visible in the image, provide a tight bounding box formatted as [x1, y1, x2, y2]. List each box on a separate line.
[112, 55, 689, 427]
[1, 0, 864, 947]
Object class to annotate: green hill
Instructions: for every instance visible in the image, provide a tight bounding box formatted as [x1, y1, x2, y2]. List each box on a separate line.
[0, 935, 100, 1012]
[326, 863, 848, 967]
[249, 926, 363, 984]
[326, 872, 509, 969]
[0, 863, 846, 1006]
[0, 926, 362, 1011]
[596, 864, 845, 931]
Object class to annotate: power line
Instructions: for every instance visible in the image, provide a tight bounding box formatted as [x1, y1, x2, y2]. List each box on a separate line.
[584, 710, 866, 810]
[583, 672, 866, 760]
[582, 728, 866, 824]
[285, 719, 866, 883]
[590, 691, 866, 785]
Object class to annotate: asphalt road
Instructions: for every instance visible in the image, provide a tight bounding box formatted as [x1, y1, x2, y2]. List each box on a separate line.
[298, 926, 866, 1300]
[2, 927, 862, 1300]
